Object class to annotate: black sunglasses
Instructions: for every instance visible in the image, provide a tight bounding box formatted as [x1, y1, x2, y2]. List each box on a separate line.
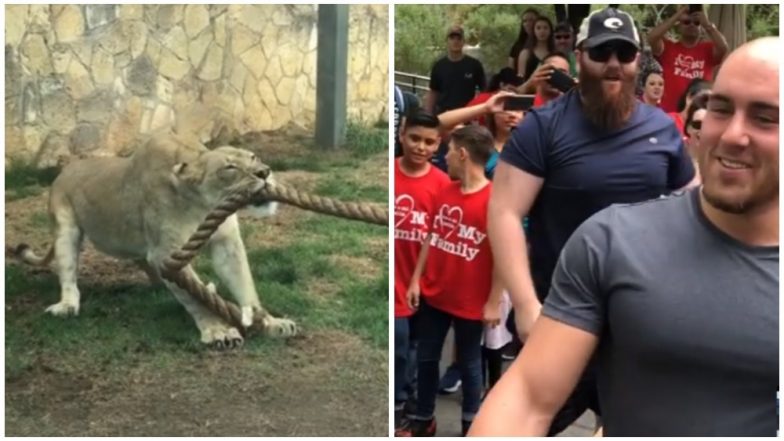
[587, 42, 638, 63]
[690, 120, 702, 130]
[554, 34, 572, 40]
[681, 19, 697, 26]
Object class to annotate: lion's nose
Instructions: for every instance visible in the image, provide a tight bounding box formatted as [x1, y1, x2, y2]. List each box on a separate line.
[254, 166, 270, 179]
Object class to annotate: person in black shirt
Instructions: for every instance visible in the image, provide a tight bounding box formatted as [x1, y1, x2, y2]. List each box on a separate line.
[517, 16, 555, 82]
[425, 25, 486, 115]
[508, 8, 540, 73]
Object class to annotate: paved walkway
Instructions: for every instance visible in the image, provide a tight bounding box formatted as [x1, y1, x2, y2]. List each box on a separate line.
[432, 329, 596, 437]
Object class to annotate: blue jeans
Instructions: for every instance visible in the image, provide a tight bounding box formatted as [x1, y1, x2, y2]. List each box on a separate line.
[394, 316, 417, 404]
[415, 300, 483, 422]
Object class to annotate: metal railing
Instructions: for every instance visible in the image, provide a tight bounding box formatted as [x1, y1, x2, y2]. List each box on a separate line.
[394, 71, 429, 99]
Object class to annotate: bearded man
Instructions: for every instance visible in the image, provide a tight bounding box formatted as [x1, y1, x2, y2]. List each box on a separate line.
[471, 35, 779, 437]
[483, 7, 698, 436]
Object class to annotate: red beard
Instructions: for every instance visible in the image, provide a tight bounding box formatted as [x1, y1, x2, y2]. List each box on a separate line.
[578, 65, 638, 131]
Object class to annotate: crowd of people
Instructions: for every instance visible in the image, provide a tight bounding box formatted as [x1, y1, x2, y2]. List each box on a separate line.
[394, 5, 778, 437]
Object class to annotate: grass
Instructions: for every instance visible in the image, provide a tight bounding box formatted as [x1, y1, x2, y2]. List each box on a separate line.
[5, 158, 61, 201]
[5, 128, 389, 377]
[315, 174, 387, 203]
[264, 120, 388, 171]
[344, 120, 388, 158]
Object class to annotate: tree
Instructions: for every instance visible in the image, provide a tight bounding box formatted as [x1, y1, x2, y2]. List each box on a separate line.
[395, 4, 779, 77]
[747, 4, 778, 39]
[463, 5, 547, 74]
[395, 5, 449, 75]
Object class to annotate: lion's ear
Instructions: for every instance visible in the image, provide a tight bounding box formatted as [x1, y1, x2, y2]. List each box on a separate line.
[172, 162, 197, 185]
[172, 161, 205, 186]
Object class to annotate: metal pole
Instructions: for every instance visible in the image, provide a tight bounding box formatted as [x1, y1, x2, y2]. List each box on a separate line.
[315, 4, 349, 149]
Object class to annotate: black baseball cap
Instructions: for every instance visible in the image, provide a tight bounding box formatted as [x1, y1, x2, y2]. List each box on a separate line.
[496, 67, 524, 87]
[447, 25, 464, 38]
[575, 7, 640, 49]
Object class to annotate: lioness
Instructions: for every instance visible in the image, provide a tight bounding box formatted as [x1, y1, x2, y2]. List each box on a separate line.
[15, 133, 296, 348]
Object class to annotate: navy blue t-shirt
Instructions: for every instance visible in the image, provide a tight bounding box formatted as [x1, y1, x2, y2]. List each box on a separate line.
[501, 89, 695, 301]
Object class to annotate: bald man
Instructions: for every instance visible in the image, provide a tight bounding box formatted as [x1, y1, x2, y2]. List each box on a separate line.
[469, 37, 779, 437]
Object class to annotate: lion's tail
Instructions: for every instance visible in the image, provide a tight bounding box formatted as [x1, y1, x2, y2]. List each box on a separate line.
[9, 243, 55, 266]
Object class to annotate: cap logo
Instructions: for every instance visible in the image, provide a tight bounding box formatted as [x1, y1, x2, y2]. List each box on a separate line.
[604, 17, 623, 30]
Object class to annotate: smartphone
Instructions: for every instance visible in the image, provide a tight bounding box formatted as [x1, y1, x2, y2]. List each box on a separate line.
[688, 4, 703, 13]
[503, 95, 535, 111]
[547, 69, 576, 93]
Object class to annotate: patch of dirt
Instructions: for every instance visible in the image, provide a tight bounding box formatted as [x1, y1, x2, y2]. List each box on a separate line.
[225, 124, 315, 160]
[6, 331, 387, 436]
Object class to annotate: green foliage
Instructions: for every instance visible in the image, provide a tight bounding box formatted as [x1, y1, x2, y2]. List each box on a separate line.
[463, 6, 522, 74]
[747, 4, 778, 40]
[396, 5, 555, 76]
[395, 5, 450, 75]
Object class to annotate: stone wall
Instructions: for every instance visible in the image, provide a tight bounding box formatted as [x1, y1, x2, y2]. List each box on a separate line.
[5, 4, 389, 165]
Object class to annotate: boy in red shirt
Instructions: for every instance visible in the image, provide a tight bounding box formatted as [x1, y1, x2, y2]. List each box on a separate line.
[394, 111, 452, 433]
[402, 125, 502, 437]
[647, 5, 728, 113]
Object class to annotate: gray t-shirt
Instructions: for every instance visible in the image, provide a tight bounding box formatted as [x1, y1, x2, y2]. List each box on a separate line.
[543, 189, 779, 436]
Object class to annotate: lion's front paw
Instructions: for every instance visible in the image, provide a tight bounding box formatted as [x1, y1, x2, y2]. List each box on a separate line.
[263, 316, 298, 337]
[45, 301, 79, 317]
[201, 325, 244, 350]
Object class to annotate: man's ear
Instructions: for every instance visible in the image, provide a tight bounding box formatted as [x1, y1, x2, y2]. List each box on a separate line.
[459, 147, 468, 161]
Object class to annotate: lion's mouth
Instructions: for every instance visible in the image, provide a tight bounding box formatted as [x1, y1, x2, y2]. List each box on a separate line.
[254, 169, 270, 179]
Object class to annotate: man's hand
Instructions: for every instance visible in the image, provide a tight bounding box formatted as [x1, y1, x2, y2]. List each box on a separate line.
[674, 5, 690, 20]
[482, 298, 502, 327]
[694, 9, 710, 28]
[407, 282, 421, 310]
[484, 91, 518, 114]
[528, 64, 555, 89]
[514, 302, 542, 342]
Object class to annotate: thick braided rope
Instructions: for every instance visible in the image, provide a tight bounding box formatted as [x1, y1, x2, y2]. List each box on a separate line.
[158, 182, 388, 331]
[254, 183, 388, 226]
[161, 268, 247, 332]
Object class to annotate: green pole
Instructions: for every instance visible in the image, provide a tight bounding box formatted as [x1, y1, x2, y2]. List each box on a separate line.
[315, 4, 349, 149]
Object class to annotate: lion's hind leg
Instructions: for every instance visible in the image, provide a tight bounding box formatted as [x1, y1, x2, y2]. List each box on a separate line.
[45, 209, 83, 317]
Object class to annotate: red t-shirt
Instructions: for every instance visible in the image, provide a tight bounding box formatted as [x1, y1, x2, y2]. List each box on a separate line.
[657, 39, 718, 113]
[394, 160, 451, 318]
[465, 92, 494, 127]
[533, 93, 546, 108]
[420, 181, 493, 320]
[668, 112, 687, 141]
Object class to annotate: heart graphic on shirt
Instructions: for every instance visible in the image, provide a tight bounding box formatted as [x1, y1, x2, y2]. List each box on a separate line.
[435, 204, 463, 239]
[395, 194, 415, 228]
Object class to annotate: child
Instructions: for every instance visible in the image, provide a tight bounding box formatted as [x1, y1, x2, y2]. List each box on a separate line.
[482, 291, 513, 394]
[394, 110, 451, 434]
[403, 125, 503, 437]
